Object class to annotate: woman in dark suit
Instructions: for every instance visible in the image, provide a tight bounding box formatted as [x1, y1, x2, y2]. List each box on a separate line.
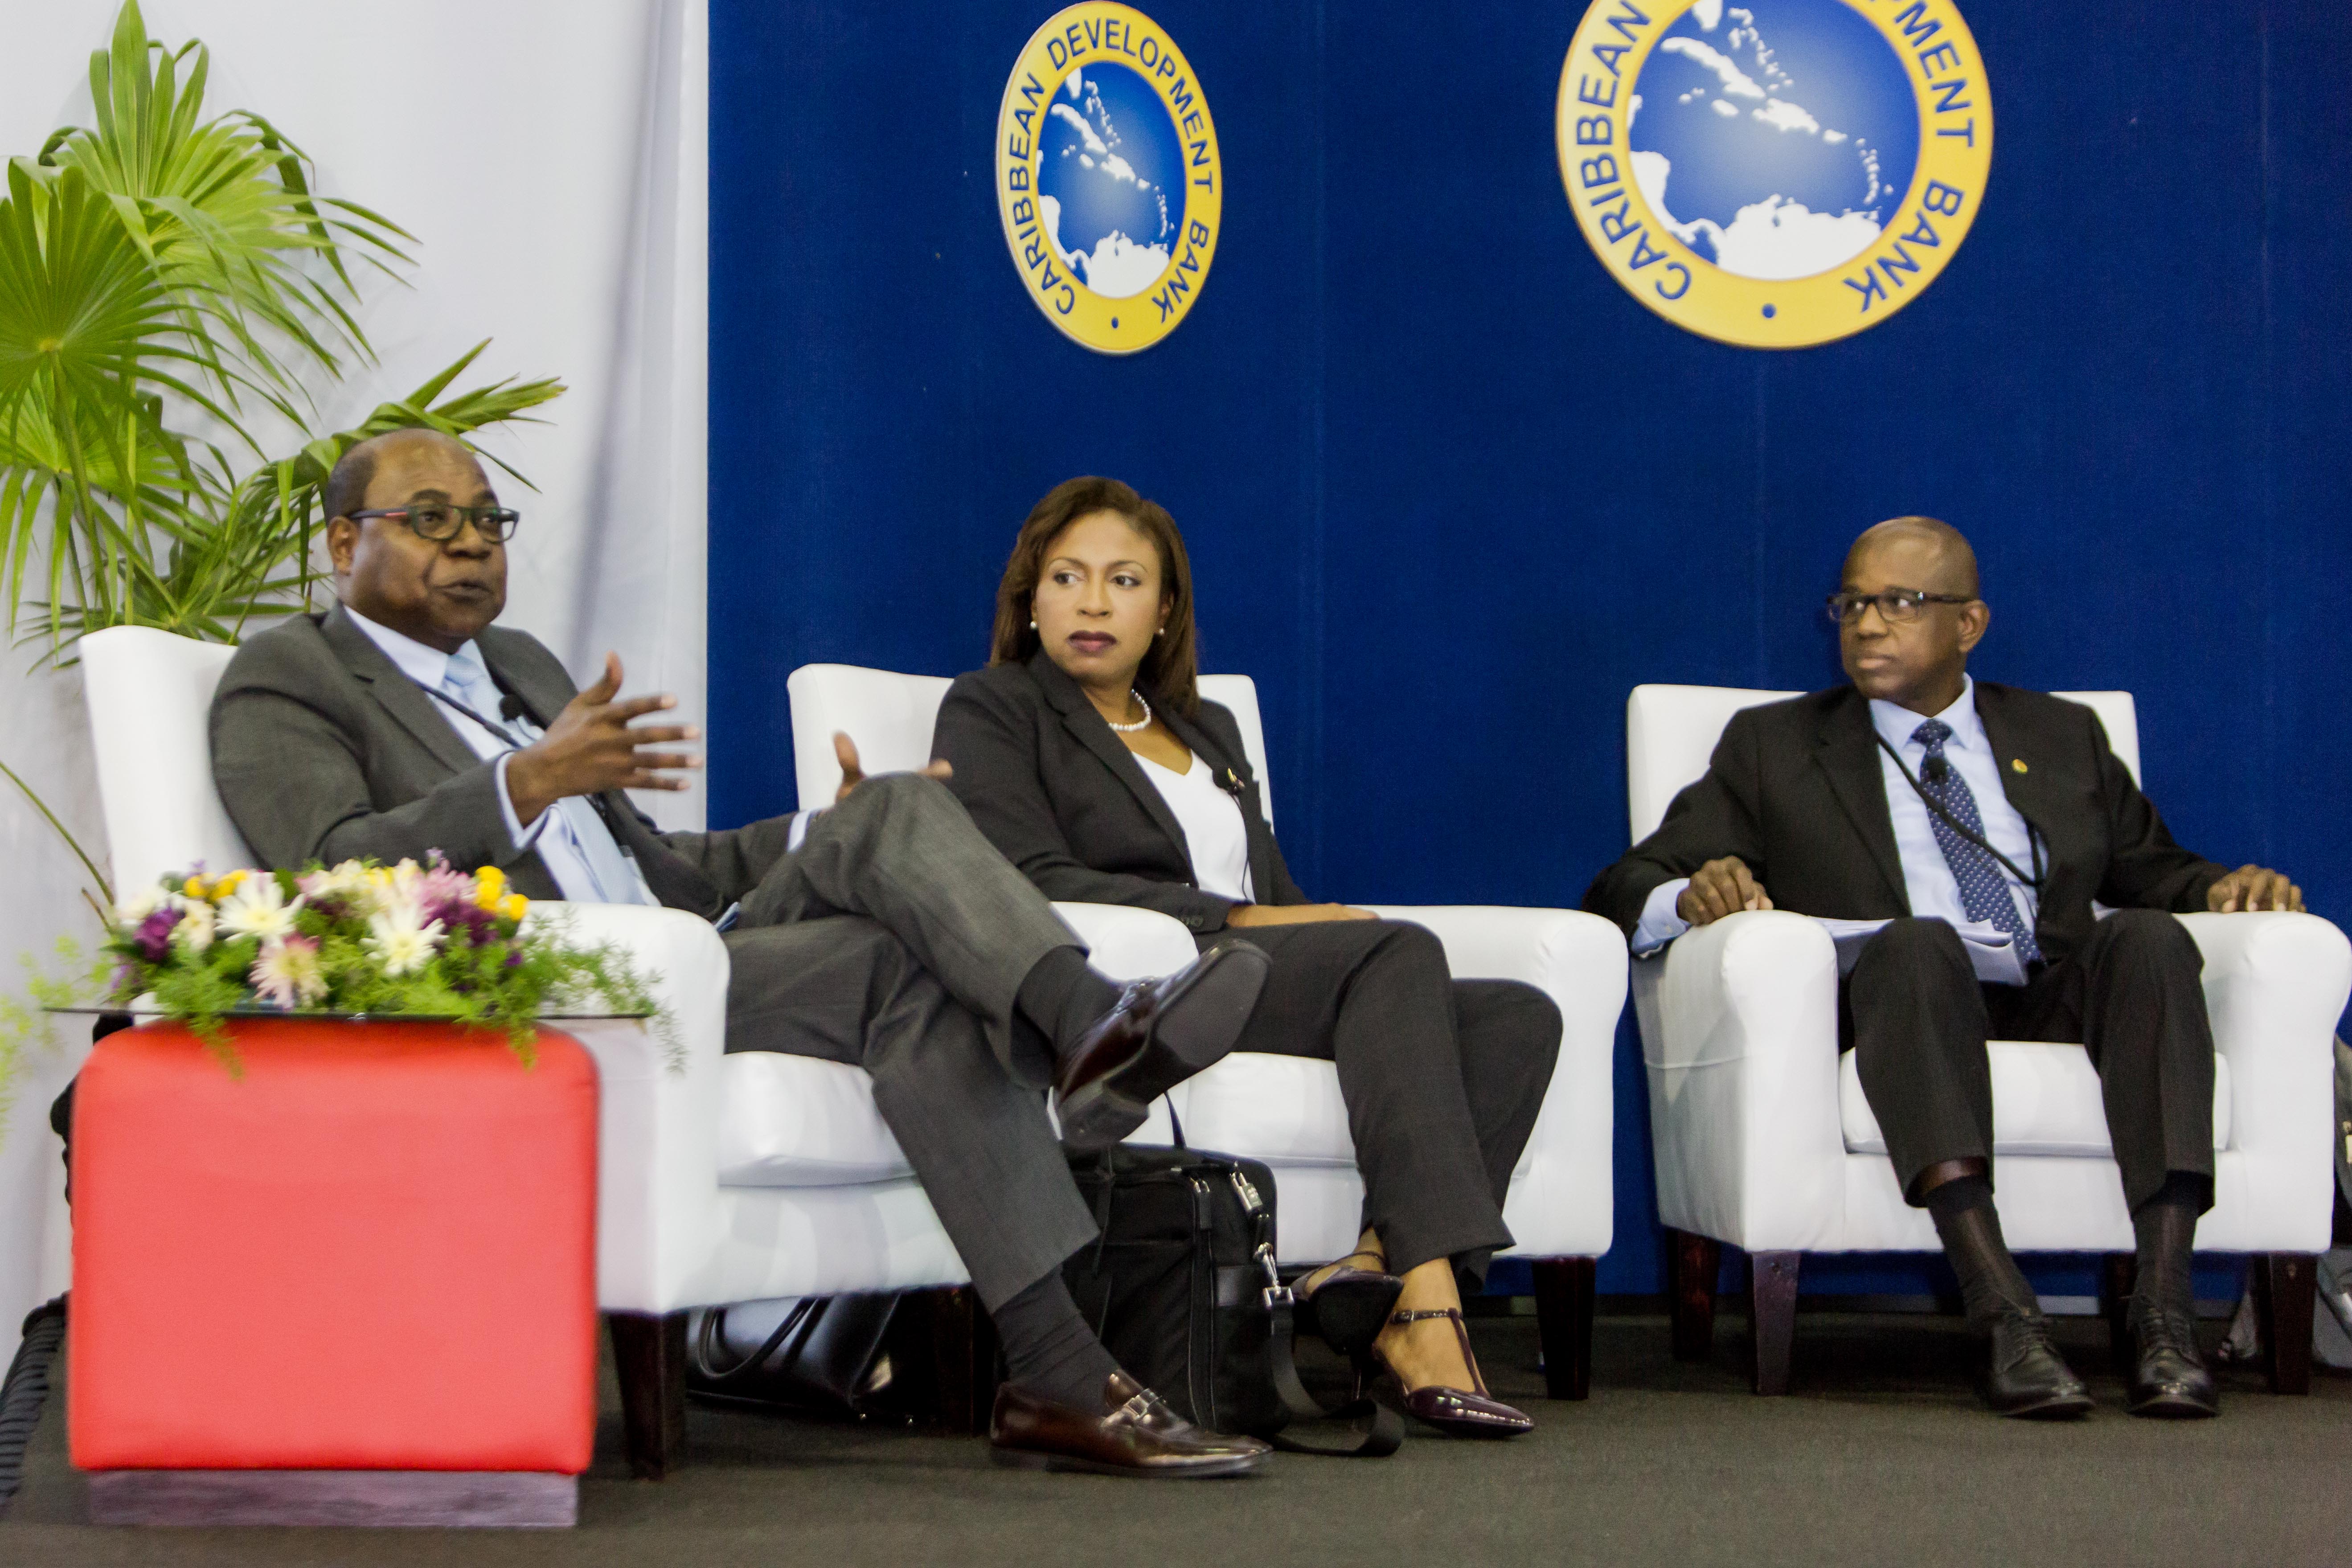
[934, 476, 1562, 1438]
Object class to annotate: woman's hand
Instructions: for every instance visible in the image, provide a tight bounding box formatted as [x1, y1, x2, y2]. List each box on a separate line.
[1227, 903, 1377, 927]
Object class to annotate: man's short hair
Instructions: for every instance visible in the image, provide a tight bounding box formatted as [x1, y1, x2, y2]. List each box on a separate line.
[321, 442, 377, 526]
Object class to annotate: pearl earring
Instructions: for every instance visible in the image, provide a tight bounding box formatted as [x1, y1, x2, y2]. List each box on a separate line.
[1029, 619, 1037, 630]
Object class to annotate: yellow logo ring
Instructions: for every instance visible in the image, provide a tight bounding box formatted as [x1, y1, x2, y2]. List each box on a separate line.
[996, 3, 1222, 355]
[1557, 0, 1994, 348]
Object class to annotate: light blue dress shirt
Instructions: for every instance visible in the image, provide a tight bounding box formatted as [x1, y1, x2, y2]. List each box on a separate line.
[1631, 676, 2040, 956]
[344, 607, 658, 905]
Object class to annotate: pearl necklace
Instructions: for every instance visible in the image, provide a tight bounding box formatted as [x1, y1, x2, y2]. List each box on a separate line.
[1105, 689, 1152, 733]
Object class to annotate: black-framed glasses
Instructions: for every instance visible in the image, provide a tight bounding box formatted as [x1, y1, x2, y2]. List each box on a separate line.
[1824, 588, 1975, 626]
[348, 504, 521, 544]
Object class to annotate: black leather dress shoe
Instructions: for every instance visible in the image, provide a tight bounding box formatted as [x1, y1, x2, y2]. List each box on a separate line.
[1053, 943, 1270, 1149]
[990, 1372, 1272, 1477]
[1982, 1309, 2094, 1419]
[2126, 1298, 2219, 1418]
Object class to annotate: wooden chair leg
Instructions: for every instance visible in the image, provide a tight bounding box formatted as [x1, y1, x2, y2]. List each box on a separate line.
[1667, 1228, 1720, 1363]
[607, 1310, 688, 1479]
[2098, 1252, 2137, 1373]
[2251, 1253, 2316, 1396]
[1532, 1257, 1595, 1401]
[927, 1285, 1000, 1436]
[1748, 1251, 1800, 1396]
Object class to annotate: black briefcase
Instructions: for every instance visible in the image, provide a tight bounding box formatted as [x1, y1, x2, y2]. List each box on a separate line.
[1060, 1142, 1400, 1456]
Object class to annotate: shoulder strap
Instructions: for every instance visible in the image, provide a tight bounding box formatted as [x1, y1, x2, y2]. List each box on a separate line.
[1261, 1294, 1403, 1457]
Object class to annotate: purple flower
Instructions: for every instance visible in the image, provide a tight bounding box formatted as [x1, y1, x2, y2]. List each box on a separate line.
[443, 903, 500, 947]
[132, 907, 179, 963]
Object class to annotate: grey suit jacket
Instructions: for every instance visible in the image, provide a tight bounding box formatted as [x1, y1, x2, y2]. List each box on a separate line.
[210, 604, 791, 917]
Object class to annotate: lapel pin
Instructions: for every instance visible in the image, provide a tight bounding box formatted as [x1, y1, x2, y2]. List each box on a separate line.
[2011, 758, 2028, 774]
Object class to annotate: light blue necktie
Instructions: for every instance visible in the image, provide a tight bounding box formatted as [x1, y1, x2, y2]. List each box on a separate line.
[1910, 719, 2041, 965]
[443, 646, 649, 905]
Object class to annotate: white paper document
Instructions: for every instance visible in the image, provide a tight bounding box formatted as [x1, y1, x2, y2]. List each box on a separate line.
[1812, 917, 2029, 987]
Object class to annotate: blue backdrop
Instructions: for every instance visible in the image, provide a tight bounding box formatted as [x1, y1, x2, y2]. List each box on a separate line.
[709, 0, 2351, 1295]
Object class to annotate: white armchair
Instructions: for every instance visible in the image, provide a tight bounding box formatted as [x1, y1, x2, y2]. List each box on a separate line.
[76, 626, 1201, 1478]
[789, 663, 1625, 1397]
[1626, 684, 2352, 1393]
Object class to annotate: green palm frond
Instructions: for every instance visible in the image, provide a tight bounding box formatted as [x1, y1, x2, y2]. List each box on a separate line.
[0, 0, 565, 660]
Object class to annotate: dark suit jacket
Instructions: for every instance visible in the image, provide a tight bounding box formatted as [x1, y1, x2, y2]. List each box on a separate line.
[1581, 682, 2227, 969]
[209, 604, 792, 917]
[931, 651, 1307, 933]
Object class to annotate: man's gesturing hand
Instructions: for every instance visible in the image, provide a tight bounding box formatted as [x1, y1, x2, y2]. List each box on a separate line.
[832, 732, 952, 805]
[1676, 856, 1774, 927]
[2207, 864, 2304, 913]
[504, 653, 700, 826]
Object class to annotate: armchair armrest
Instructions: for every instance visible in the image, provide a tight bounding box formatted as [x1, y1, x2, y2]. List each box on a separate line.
[1052, 901, 1201, 982]
[2176, 912, 2348, 1247]
[1641, 910, 1845, 1251]
[522, 901, 732, 1314]
[1360, 905, 1624, 1258]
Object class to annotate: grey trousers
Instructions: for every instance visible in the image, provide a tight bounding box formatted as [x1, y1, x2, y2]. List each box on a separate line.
[1199, 919, 1561, 1282]
[1844, 911, 2217, 1214]
[718, 774, 1098, 1308]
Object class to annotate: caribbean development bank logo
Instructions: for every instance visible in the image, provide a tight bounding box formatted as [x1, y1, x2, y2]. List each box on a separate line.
[1557, 0, 1992, 348]
[996, 4, 1222, 355]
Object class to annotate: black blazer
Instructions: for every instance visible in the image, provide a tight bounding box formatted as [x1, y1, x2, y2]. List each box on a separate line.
[932, 651, 1307, 933]
[210, 604, 791, 917]
[1581, 682, 2227, 969]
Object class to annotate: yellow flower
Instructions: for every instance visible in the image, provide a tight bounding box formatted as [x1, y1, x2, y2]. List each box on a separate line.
[475, 865, 507, 909]
[500, 892, 529, 923]
[182, 875, 205, 898]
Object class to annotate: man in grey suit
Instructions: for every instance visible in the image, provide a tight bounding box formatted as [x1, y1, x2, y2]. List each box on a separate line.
[204, 428, 1274, 1478]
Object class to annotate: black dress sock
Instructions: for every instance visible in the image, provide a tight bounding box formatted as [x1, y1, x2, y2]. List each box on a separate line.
[1926, 1177, 2039, 1326]
[2131, 1171, 2209, 1314]
[992, 1269, 1123, 1410]
[1016, 946, 1123, 1060]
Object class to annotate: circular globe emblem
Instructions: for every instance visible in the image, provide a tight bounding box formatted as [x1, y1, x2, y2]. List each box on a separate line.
[996, 4, 1222, 355]
[1557, 0, 1992, 348]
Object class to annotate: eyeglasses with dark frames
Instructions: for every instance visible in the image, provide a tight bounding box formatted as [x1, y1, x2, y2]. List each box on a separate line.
[347, 504, 521, 544]
[1824, 588, 1975, 626]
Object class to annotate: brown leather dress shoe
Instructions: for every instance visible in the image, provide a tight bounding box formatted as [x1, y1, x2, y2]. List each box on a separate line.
[1053, 943, 1270, 1149]
[990, 1372, 1272, 1477]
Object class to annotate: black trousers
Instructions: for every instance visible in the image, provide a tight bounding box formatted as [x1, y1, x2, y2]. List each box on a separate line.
[1199, 919, 1562, 1282]
[1844, 911, 2216, 1214]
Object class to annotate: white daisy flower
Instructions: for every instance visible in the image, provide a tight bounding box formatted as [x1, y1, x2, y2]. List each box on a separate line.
[217, 876, 306, 942]
[363, 904, 446, 977]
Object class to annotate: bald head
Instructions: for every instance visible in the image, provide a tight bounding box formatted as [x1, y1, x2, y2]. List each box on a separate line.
[322, 427, 481, 529]
[1845, 515, 1980, 598]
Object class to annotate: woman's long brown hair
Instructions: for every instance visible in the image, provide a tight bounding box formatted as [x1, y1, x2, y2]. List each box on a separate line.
[988, 475, 1200, 718]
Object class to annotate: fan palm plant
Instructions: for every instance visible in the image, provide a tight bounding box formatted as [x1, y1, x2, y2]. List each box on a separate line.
[0, 0, 563, 653]
[0, 0, 565, 900]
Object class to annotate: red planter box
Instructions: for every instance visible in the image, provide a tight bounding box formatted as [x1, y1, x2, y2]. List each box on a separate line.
[68, 1020, 598, 1481]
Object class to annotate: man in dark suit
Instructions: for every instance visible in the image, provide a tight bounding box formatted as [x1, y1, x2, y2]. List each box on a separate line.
[202, 428, 1277, 1476]
[1586, 516, 2305, 1420]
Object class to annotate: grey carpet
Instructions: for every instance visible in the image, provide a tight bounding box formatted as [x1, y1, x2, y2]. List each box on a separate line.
[4, 1310, 2346, 1566]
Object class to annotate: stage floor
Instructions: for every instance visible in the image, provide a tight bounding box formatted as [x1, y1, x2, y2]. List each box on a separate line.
[6, 1309, 2347, 1565]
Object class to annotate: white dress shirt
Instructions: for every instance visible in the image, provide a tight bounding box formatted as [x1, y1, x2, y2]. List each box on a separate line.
[343, 607, 658, 905]
[1631, 676, 2039, 956]
[1135, 750, 1256, 903]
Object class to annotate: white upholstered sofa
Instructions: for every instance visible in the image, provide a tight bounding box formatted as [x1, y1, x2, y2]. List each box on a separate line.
[1626, 684, 2352, 1393]
[787, 663, 1627, 1396]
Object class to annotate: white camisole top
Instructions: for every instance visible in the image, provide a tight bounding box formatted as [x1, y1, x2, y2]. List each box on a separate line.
[1133, 750, 1255, 903]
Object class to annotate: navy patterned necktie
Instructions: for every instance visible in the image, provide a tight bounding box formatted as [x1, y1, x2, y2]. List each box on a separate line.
[1909, 719, 2041, 965]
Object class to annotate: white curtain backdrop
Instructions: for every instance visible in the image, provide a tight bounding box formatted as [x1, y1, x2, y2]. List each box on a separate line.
[0, 0, 708, 1335]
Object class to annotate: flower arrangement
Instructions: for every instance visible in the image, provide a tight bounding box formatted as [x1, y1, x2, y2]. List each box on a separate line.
[98, 857, 656, 1066]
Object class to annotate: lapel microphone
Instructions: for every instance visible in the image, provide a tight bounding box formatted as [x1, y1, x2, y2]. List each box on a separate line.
[499, 692, 529, 724]
[1922, 754, 1950, 785]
